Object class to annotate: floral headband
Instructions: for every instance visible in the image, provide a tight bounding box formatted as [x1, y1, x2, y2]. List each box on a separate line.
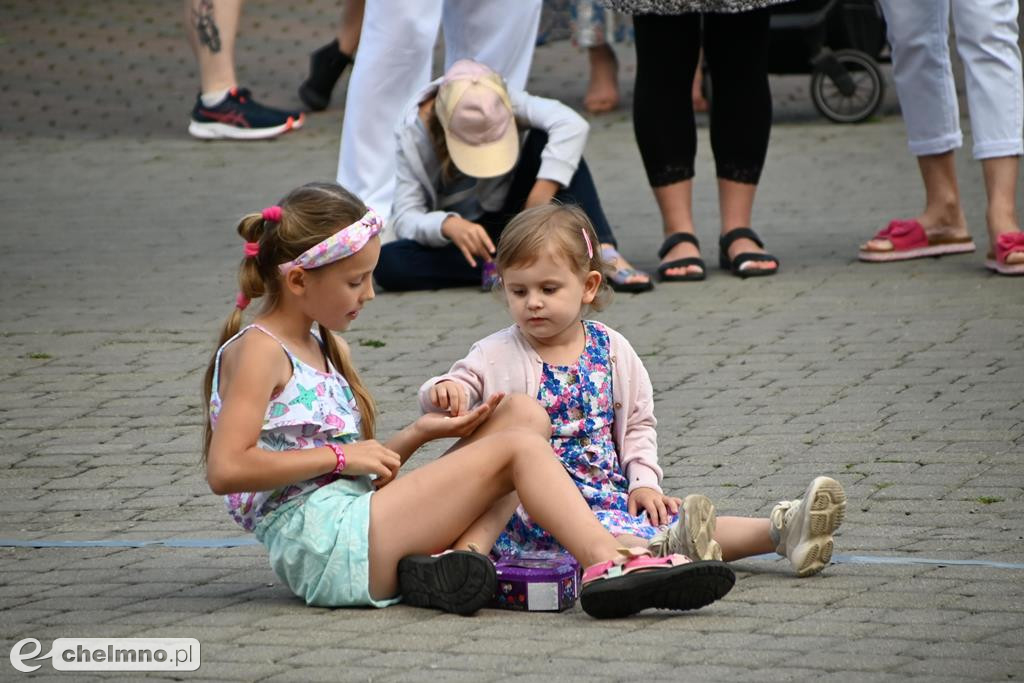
[277, 208, 383, 273]
[235, 206, 383, 309]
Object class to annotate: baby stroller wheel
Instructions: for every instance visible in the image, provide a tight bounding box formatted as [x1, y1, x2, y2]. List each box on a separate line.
[810, 49, 885, 123]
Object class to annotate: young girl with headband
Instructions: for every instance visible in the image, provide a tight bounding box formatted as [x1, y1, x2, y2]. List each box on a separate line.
[420, 204, 847, 577]
[202, 181, 735, 618]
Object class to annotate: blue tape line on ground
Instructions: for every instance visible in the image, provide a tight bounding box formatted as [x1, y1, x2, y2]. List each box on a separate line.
[1, 539, 1023, 569]
[743, 552, 1024, 570]
[0, 537, 259, 548]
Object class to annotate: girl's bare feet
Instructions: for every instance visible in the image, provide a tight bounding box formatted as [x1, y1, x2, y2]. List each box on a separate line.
[584, 44, 619, 114]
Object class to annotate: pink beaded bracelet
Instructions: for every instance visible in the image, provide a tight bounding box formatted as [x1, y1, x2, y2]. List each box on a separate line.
[326, 443, 346, 475]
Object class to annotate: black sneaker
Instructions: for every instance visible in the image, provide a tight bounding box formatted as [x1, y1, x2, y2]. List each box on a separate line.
[397, 550, 497, 615]
[298, 39, 352, 112]
[188, 87, 304, 140]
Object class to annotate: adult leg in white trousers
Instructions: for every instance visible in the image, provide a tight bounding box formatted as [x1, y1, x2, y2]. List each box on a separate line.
[440, 0, 541, 91]
[863, 0, 1023, 268]
[951, 0, 1023, 161]
[336, 0, 542, 221]
[336, 3, 441, 216]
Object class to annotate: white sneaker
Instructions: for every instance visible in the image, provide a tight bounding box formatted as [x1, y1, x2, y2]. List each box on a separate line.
[649, 494, 723, 561]
[771, 476, 846, 577]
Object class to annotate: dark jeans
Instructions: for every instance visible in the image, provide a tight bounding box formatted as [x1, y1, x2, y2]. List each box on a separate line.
[375, 129, 616, 291]
[633, 9, 772, 186]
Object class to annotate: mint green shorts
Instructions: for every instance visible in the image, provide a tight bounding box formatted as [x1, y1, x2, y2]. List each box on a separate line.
[254, 478, 401, 608]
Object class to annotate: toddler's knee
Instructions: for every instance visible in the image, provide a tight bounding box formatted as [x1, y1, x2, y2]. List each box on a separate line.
[496, 394, 551, 438]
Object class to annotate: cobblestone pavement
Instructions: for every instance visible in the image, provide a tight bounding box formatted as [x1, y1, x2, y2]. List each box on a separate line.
[1, 1, 1023, 681]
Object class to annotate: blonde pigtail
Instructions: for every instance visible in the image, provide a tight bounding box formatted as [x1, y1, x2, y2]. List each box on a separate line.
[319, 323, 377, 440]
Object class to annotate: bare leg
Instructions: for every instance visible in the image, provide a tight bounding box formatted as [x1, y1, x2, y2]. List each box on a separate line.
[718, 178, 774, 271]
[862, 151, 971, 252]
[654, 180, 704, 278]
[584, 44, 620, 114]
[615, 533, 648, 548]
[452, 492, 521, 552]
[184, 0, 242, 93]
[335, 0, 365, 56]
[367, 429, 623, 599]
[448, 395, 551, 551]
[982, 155, 1024, 263]
[692, 53, 708, 113]
[713, 516, 774, 561]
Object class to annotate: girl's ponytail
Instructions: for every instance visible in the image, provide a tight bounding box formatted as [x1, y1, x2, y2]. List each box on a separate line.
[199, 213, 270, 464]
[319, 323, 376, 440]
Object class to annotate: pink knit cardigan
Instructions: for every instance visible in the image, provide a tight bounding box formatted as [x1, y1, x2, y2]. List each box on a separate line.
[417, 322, 663, 493]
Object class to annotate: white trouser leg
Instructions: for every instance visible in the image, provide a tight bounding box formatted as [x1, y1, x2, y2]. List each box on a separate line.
[951, 0, 1024, 159]
[336, 1, 443, 218]
[879, 0, 962, 156]
[440, 0, 542, 91]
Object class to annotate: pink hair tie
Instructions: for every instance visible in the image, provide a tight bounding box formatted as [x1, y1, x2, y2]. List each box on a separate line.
[262, 206, 282, 222]
[235, 292, 251, 310]
[243, 241, 260, 258]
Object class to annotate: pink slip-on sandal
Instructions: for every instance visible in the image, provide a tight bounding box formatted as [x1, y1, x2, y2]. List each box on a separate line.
[858, 219, 976, 262]
[985, 232, 1024, 276]
[579, 547, 734, 619]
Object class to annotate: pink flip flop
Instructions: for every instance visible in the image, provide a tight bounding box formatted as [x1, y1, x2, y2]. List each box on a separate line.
[858, 219, 976, 262]
[985, 232, 1024, 276]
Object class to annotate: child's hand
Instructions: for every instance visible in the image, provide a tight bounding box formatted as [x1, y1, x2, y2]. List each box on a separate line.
[441, 215, 495, 268]
[430, 380, 469, 416]
[340, 440, 402, 488]
[416, 393, 505, 441]
[627, 487, 681, 527]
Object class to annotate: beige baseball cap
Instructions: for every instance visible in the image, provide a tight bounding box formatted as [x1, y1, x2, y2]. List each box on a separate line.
[435, 60, 519, 178]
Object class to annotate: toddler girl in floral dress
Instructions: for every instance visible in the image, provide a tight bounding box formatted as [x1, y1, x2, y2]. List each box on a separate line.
[421, 204, 848, 577]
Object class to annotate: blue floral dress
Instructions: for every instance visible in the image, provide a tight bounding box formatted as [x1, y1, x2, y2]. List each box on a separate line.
[493, 321, 675, 555]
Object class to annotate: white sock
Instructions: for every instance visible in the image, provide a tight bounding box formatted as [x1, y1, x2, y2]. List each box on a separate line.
[200, 87, 232, 108]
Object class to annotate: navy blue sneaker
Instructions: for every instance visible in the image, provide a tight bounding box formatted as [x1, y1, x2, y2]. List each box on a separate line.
[188, 87, 304, 140]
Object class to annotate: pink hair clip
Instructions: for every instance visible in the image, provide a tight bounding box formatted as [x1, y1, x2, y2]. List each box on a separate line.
[262, 206, 282, 222]
[235, 292, 251, 310]
[581, 227, 594, 259]
[243, 241, 260, 258]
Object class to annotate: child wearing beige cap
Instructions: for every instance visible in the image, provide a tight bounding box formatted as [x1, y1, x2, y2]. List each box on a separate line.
[375, 59, 653, 294]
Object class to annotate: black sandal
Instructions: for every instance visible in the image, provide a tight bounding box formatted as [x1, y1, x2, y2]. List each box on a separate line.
[397, 550, 496, 616]
[718, 227, 779, 278]
[657, 232, 706, 282]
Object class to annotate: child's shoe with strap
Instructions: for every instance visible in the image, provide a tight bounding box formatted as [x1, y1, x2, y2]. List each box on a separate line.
[771, 476, 847, 577]
[648, 494, 723, 561]
[579, 547, 734, 619]
[397, 549, 497, 615]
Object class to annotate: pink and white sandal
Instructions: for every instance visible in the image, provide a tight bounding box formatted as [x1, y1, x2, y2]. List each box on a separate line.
[858, 219, 976, 262]
[985, 232, 1024, 276]
[579, 547, 734, 619]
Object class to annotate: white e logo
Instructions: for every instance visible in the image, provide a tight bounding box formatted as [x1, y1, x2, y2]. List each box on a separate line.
[9, 638, 53, 673]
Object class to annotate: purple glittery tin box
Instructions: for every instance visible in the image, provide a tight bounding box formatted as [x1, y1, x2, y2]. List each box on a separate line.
[491, 551, 580, 612]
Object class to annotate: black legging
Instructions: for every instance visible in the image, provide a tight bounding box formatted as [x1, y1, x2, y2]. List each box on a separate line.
[633, 9, 772, 187]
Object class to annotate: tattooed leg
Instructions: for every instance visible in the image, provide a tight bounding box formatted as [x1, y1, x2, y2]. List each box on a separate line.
[184, 0, 242, 93]
[192, 0, 222, 53]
